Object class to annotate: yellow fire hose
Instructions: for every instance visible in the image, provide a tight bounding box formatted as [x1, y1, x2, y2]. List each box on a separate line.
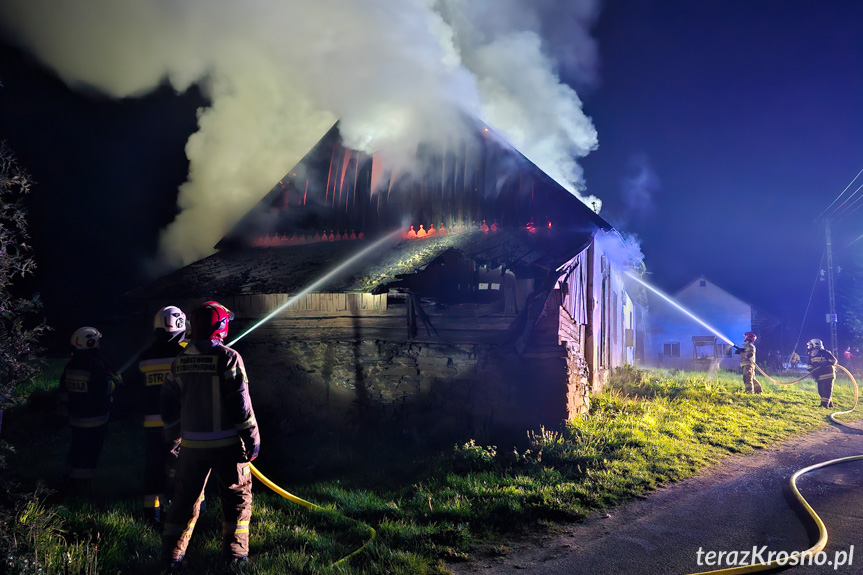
[249, 463, 377, 566]
[685, 364, 862, 575]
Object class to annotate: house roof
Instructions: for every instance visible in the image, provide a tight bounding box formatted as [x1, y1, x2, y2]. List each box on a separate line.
[134, 113, 612, 303]
[216, 116, 610, 250]
[133, 225, 598, 300]
[674, 275, 752, 309]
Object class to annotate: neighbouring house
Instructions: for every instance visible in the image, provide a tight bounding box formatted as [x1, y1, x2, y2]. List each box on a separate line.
[128, 117, 645, 468]
[646, 276, 751, 371]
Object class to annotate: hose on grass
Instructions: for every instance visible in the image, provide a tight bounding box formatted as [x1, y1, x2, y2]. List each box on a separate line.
[685, 365, 862, 575]
[754, 363, 862, 431]
[249, 463, 377, 567]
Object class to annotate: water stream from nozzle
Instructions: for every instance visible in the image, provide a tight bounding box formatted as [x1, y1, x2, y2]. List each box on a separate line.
[624, 271, 735, 346]
[228, 228, 404, 346]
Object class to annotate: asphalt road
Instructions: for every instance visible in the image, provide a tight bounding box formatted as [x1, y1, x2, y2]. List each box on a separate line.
[449, 423, 863, 575]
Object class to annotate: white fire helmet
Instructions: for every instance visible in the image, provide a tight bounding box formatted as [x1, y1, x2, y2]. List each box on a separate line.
[807, 338, 824, 351]
[71, 326, 102, 350]
[154, 306, 186, 334]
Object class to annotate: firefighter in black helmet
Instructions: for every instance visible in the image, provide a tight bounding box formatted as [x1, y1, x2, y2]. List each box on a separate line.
[58, 327, 121, 490]
[733, 332, 762, 393]
[805, 338, 837, 408]
[135, 306, 187, 526]
[160, 301, 259, 573]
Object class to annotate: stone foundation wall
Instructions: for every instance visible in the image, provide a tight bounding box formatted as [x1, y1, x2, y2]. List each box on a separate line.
[565, 341, 592, 416]
[239, 336, 568, 475]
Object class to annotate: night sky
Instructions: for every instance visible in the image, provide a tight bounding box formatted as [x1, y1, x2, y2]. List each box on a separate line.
[0, 50, 204, 344]
[580, 0, 863, 352]
[0, 0, 861, 354]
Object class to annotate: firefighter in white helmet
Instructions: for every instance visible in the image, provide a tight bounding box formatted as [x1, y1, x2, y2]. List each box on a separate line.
[160, 301, 259, 572]
[805, 338, 837, 408]
[733, 332, 762, 393]
[58, 327, 121, 490]
[134, 306, 187, 526]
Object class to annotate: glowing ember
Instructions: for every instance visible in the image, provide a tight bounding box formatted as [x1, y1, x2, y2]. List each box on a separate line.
[253, 228, 369, 247]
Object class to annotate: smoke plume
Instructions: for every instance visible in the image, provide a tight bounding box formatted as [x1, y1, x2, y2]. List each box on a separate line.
[618, 153, 660, 226]
[595, 229, 645, 274]
[0, 0, 602, 269]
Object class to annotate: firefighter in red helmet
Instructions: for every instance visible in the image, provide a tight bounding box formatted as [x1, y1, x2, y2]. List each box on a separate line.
[58, 327, 121, 490]
[160, 301, 260, 572]
[135, 306, 187, 527]
[733, 332, 762, 393]
[805, 338, 837, 408]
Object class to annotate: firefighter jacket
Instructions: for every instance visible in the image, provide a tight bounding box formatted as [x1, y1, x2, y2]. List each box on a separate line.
[735, 340, 756, 367]
[160, 341, 259, 456]
[135, 332, 186, 430]
[807, 348, 837, 381]
[58, 349, 117, 428]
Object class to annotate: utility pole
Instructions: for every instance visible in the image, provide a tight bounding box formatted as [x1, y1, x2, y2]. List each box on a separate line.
[825, 219, 839, 355]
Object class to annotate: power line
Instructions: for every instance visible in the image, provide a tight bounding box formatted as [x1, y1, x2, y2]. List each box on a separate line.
[818, 167, 863, 220]
[840, 191, 863, 217]
[825, 180, 863, 219]
[793, 249, 825, 353]
[846, 233, 863, 248]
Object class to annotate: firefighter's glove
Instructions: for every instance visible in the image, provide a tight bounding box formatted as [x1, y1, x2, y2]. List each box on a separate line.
[240, 427, 260, 462]
[111, 373, 123, 386]
[163, 423, 181, 444]
[732, 345, 742, 354]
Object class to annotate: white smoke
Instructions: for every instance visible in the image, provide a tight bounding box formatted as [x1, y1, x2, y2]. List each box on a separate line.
[594, 229, 645, 273]
[618, 153, 660, 226]
[439, 0, 601, 205]
[0, 0, 602, 269]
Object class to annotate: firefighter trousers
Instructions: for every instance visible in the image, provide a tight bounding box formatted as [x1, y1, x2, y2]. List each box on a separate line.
[67, 423, 107, 480]
[817, 375, 835, 406]
[742, 365, 761, 393]
[143, 428, 180, 519]
[162, 444, 252, 562]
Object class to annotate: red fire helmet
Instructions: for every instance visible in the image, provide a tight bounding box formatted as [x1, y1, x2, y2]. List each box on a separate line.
[744, 332, 757, 341]
[190, 301, 234, 341]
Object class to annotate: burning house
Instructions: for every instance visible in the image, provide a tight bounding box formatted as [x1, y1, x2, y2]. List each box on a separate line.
[132, 118, 644, 460]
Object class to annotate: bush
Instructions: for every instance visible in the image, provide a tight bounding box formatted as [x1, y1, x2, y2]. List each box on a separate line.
[0, 141, 49, 410]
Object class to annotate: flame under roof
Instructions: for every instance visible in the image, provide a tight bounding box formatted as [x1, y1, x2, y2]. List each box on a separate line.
[216, 116, 610, 250]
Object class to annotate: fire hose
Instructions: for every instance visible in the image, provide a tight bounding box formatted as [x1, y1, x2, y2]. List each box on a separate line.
[685, 364, 862, 575]
[249, 463, 377, 566]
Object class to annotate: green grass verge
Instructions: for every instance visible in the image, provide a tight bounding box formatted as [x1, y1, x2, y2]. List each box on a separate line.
[1, 364, 856, 574]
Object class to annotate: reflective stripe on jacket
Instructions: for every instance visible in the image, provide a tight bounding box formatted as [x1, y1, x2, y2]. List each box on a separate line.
[807, 348, 837, 381]
[160, 341, 257, 449]
[738, 341, 756, 367]
[58, 350, 116, 426]
[137, 336, 186, 427]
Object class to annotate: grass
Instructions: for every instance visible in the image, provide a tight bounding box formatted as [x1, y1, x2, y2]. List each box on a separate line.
[1, 363, 857, 574]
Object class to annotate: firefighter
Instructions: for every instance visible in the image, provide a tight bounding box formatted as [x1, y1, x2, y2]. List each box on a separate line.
[136, 306, 187, 526]
[805, 338, 837, 408]
[160, 301, 260, 573]
[58, 327, 120, 491]
[733, 332, 762, 393]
